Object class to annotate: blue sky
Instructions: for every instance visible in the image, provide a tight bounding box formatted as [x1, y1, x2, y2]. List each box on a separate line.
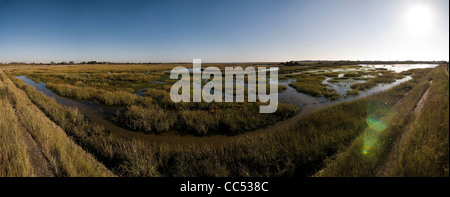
[0, 0, 448, 63]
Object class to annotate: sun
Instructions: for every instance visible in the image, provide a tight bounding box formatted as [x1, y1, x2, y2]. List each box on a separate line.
[405, 3, 434, 36]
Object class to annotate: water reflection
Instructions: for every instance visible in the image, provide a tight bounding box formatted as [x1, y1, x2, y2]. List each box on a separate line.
[359, 64, 438, 73]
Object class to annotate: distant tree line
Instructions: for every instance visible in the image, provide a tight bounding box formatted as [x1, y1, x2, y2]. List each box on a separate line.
[0, 61, 154, 65]
[280, 61, 301, 66]
[1, 60, 448, 66]
[331, 60, 448, 65]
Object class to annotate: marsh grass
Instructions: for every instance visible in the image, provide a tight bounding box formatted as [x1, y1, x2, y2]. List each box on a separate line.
[1, 71, 114, 177]
[388, 67, 449, 176]
[9, 64, 173, 91]
[114, 101, 298, 136]
[7, 66, 434, 177]
[0, 91, 34, 177]
[113, 104, 176, 134]
[288, 74, 340, 100]
[343, 73, 362, 78]
[315, 67, 443, 177]
[5, 64, 442, 177]
[345, 89, 361, 97]
[46, 82, 152, 105]
[324, 73, 339, 77]
[8, 71, 299, 176]
[9, 75, 157, 176]
[351, 72, 406, 91]
[11, 65, 295, 136]
[278, 84, 287, 93]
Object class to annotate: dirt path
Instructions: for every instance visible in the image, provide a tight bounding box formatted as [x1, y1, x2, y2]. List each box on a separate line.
[376, 80, 432, 176]
[414, 81, 432, 115]
[13, 108, 56, 177]
[444, 65, 449, 77]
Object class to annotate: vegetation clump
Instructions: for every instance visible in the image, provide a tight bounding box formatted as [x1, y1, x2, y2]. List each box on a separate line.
[113, 105, 176, 134]
[351, 72, 405, 91]
[289, 74, 340, 100]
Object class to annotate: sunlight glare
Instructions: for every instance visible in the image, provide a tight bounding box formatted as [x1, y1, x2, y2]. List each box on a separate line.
[405, 3, 434, 36]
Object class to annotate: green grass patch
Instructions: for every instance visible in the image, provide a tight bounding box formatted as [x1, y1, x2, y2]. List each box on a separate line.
[289, 74, 340, 100]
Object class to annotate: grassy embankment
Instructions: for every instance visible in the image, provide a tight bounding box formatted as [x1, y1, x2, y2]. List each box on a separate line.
[315, 66, 448, 176]
[388, 66, 448, 176]
[6, 66, 435, 177]
[0, 75, 34, 176]
[0, 71, 114, 177]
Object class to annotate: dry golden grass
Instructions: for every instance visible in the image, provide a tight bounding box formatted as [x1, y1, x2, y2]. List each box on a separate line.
[388, 66, 449, 176]
[0, 70, 115, 177]
[0, 96, 34, 177]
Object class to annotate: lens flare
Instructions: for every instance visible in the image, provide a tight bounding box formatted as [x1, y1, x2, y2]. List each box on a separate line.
[362, 129, 379, 155]
[361, 101, 391, 156]
[366, 117, 387, 132]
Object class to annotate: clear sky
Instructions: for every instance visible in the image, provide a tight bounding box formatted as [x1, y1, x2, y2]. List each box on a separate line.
[0, 0, 448, 63]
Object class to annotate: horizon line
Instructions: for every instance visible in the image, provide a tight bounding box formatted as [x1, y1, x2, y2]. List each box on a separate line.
[1, 59, 448, 65]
